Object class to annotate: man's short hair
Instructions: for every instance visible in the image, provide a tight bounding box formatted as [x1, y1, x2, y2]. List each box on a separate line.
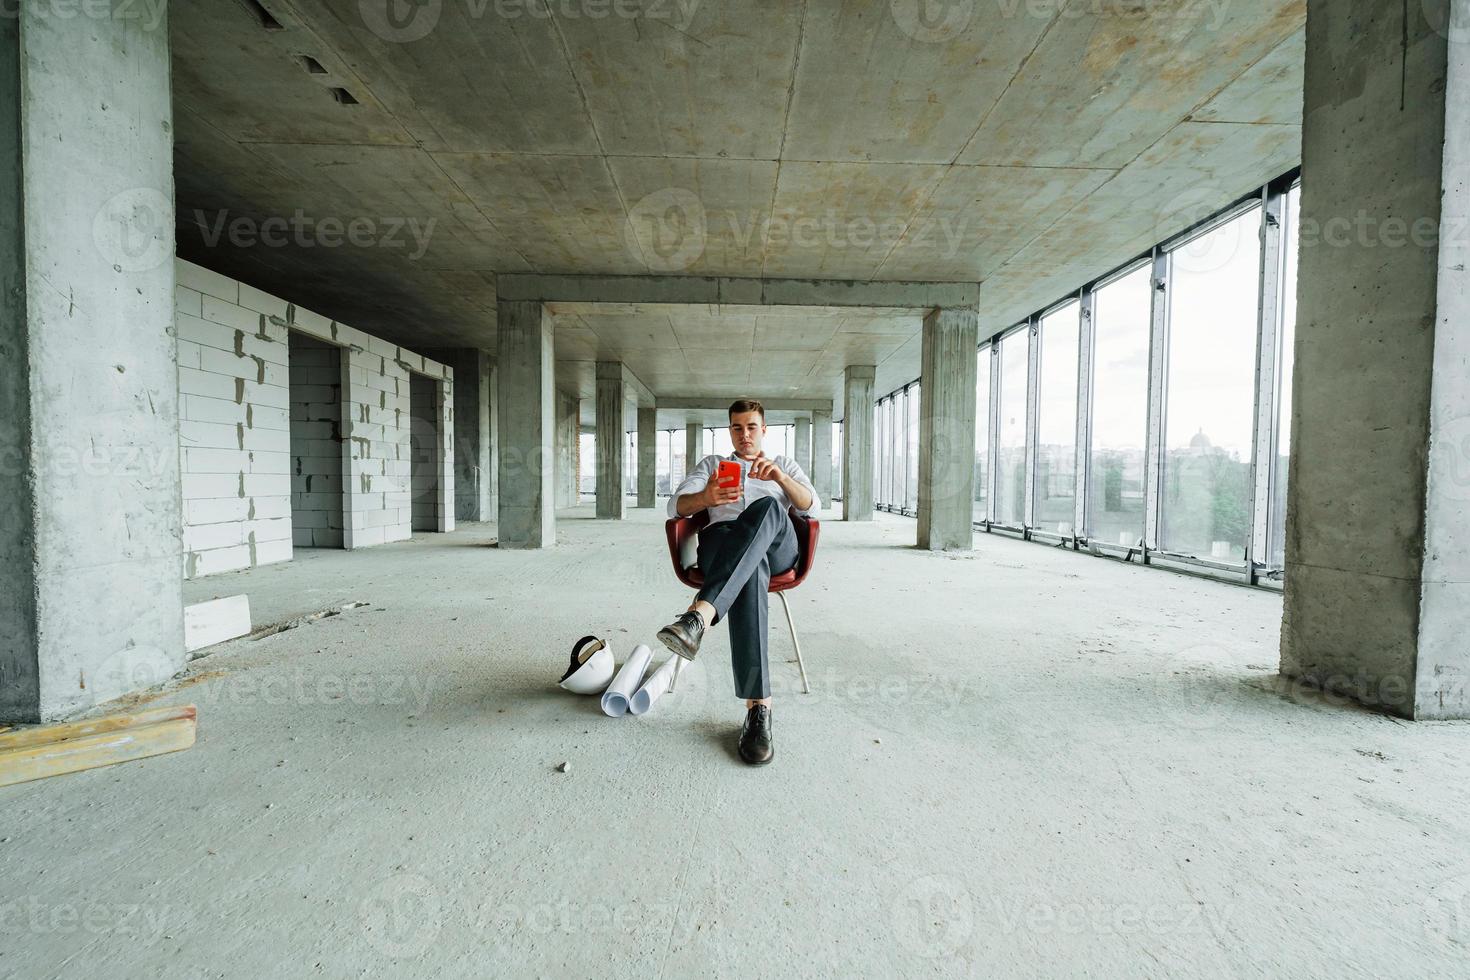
[728, 399, 765, 422]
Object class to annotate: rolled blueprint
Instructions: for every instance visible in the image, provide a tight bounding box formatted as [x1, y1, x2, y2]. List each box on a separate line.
[629, 655, 680, 716]
[600, 644, 653, 717]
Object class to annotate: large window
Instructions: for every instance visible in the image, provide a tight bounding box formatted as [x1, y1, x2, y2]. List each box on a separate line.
[1160, 205, 1262, 563]
[670, 430, 686, 486]
[1267, 184, 1300, 569]
[865, 170, 1297, 589]
[882, 397, 898, 509]
[905, 385, 920, 513]
[891, 397, 903, 509]
[995, 329, 1029, 527]
[765, 423, 794, 460]
[1034, 301, 1080, 535]
[656, 430, 672, 494]
[711, 426, 733, 457]
[1088, 265, 1151, 548]
[875, 391, 913, 512]
[833, 420, 843, 501]
[578, 432, 596, 495]
[872, 404, 880, 506]
[876, 396, 887, 511]
[626, 433, 637, 495]
[974, 346, 991, 523]
[874, 401, 887, 507]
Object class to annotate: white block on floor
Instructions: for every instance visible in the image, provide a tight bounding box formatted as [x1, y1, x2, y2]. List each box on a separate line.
[184, 595, 252, 653]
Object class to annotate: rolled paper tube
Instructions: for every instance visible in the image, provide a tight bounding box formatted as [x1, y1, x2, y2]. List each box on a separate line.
[600, 644, 653, 717]
[629, 656, 680, 716]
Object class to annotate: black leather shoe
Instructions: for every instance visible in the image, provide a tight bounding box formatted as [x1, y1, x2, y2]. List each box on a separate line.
[656, 611, 705, 661]
[738, 704, 774, 766]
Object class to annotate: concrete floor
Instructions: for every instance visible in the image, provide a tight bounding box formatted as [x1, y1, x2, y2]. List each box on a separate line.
[4, 506, 1469, 978]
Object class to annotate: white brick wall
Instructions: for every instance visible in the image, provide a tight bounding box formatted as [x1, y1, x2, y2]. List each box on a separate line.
[176, 260, 294, 579]
[289, 333, 347, 549]
[176, 259, 454, 578]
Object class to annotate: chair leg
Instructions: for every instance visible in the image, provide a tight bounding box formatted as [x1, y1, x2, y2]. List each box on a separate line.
[775, 590, 811, 694]
[670, 656, 684, 693]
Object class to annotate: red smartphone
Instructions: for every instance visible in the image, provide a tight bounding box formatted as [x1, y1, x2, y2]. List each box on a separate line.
[716, 460, 742, 490]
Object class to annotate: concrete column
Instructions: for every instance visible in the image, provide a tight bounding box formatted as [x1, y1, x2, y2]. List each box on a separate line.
[496, 301, 555, 548]
[487, 357, 498, 520]
[425, 349, 494, 522]
[595, 362, 626, 519]
[843, 366, 877, 521]
[637, 407, 656, 507]
[812, 408, 833, 508]
[553, 393, 578, 509]
[1, 8, 182, 721]
[1282, 0, 1470, 718]
[917, 308, 979, 551]
[794, 416, 811, 471]
[686, 421, 703, 471]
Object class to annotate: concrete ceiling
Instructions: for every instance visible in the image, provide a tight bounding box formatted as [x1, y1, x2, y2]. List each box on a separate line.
[170, 0, 1305, 414]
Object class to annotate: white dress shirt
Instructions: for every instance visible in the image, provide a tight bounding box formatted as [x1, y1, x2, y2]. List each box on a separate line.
[666, 452, 820, 524]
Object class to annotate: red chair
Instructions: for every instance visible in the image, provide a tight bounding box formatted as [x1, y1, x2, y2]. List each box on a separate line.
[664, 507, 821, 693]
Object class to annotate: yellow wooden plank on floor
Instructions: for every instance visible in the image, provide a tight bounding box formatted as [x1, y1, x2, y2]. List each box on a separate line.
[0, 705, 196, 752]
[0, 718, 196, 789]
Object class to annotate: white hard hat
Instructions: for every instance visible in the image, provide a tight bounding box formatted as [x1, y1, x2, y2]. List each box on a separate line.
[559, 635, 614, 694]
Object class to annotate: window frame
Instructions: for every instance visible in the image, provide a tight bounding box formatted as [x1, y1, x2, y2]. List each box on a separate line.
[1083, 258, 1153, 557]
[883, 166, 1300, 591]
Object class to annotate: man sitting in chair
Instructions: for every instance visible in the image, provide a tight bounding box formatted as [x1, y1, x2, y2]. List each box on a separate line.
[657, 399, 819, 767]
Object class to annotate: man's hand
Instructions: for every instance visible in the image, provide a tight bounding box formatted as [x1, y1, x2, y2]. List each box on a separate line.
[701, 479, 740, 508]
[749, 453, 814, 512]
[747, 454, 780, 482]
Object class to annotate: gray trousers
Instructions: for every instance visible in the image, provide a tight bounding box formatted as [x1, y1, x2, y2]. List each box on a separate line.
[695, 496, 799, 700]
